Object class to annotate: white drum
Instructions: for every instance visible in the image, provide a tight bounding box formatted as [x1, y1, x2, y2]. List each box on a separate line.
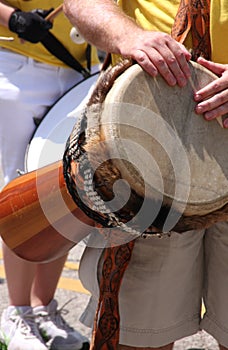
[25, 72, 99, 172]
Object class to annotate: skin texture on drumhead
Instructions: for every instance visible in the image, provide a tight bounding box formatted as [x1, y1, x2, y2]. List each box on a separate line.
[99, 62, 228, 216]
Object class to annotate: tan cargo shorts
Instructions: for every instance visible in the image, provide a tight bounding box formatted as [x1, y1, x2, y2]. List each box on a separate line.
[79, 221, 228, 347]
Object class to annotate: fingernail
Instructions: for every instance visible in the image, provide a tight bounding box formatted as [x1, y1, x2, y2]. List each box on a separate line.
[194, 94, 201, 101]
[224, 119, 228, 128]
[179, 78, 187, 87]
[196, 106, 203, 113]
[169, 77, 177, 86]
[204, 112, 214, 120]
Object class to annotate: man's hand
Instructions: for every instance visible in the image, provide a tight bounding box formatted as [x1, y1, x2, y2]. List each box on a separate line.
[63, 0, 191, 87]
[119, 30, 192, 87]
[8, 9, 53, 43]
[194, 57, 228, 128]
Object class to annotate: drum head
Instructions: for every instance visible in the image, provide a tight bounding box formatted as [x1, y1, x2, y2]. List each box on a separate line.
[25, 72, 99, 172]
[99, 62, 228, 216]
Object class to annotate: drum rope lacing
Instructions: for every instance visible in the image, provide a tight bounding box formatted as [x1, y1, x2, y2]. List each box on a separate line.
[63, 61, 173, 240]
[63, 1, 213, 346]
[63, 60, 183, 350]
[64, 104, 159, 239]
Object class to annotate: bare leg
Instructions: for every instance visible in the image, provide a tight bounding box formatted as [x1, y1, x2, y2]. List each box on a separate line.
[31, 254, 68, 307]
[3, 242, 35, 305]
[118, 343, 174, 350]
[3, 241, 67, 307]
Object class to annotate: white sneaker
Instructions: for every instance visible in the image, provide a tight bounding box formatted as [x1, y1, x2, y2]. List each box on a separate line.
[0, 306, 48, 350]
[34, 299, 90, 350]
[0, 328, 7, 350]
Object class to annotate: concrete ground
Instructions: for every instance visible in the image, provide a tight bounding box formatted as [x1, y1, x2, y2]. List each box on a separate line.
[0, 241, 220, 350]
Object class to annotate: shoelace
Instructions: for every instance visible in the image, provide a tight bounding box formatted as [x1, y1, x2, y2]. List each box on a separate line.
[10, 311, 41, 339]
[37, 300, 75, 332]
[48, 312, 74, 332]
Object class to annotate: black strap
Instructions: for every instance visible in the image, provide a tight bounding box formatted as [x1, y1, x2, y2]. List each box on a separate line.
[41, 32, 91, 78]
[85, 43, 91, 72]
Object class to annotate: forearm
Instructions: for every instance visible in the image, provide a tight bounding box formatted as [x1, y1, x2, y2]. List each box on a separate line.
[64, 0, 191, 87]
[63, 0, 142, 55]
[0, 1, 15, 27]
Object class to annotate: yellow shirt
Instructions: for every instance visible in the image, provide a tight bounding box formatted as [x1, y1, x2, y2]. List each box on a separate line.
[118, 0, 228, 64]
[0, 0, 99, 68]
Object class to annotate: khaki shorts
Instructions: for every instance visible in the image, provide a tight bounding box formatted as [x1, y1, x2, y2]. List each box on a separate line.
[79, 222, 228, 347]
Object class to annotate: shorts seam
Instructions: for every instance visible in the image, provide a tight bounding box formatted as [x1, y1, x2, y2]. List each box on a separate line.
[121, 313, 199, 334]
[204, 313, 228, 334]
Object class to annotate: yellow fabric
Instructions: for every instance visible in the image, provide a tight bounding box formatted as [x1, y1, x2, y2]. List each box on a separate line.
[118, 0, 227, 64]
[210, 0, 228, 64]
[119, 0, 180, 34]
[0, 0, 99, 68]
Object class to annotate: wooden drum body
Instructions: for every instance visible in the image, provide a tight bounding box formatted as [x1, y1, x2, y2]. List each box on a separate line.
[0, 74, 98, 262]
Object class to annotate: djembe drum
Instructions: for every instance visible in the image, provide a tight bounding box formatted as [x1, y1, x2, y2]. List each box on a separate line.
[63, 60, 228, 349]
[63, 59, 228, 236]
[63, 61, 228, 350]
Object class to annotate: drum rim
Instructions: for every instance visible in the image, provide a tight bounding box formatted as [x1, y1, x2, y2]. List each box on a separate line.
[24, 71, 99, 173]
[88, 62, 228, 216]
[29, 71, 99, 142]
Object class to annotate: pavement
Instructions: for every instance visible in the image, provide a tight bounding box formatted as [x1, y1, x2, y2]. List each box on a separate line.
[0, 169, 221, 350]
